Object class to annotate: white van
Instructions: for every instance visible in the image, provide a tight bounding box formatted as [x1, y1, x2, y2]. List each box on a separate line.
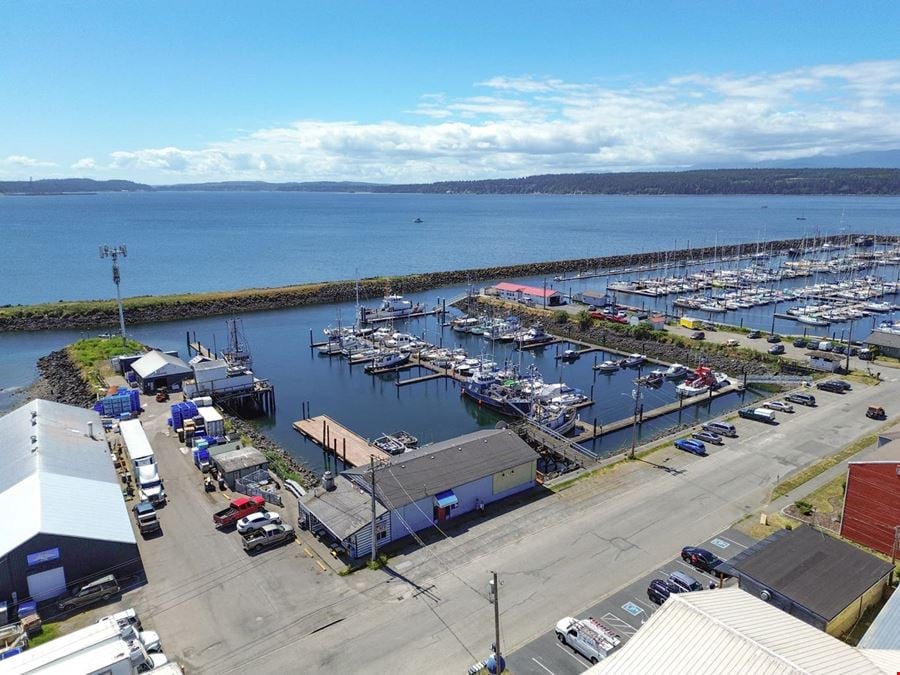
[752, 408, 777, 423]
[555, 616, 620, 664]
[137, 464, 166, 504]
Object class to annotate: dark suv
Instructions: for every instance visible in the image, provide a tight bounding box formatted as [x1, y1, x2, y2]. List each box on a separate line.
[681, 546, 730, 578]
[817, 380, 848, 393]
[647, 578, 678, 605]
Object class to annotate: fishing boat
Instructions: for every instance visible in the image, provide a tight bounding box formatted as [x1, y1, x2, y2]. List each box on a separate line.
[516, 324, 553, 348]
[372, 435, 407, 455]
[530, 402, 578, 434]
[663, 363, 689, 379]
[451, 317, 480, 333]
[360, 294, 424, 322]
[594, 360, 619, 373]
[318, 337, 344, 355]
[796, 314, 830, 327]
[414, 217, 423, 224]
[640, 373, 664, 388]
[675, 366, 716, 397]
[621, 353, 646, 368]
[864, 301, 893, 313]
[559, 349, 580, 362]
[365, 351, 410, 372]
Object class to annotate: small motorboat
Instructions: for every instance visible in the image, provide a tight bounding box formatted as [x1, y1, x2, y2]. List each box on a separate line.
[559, 349, 580, 362]
[414, 217, 424, 223]
[594, 360, 619, 373]
[621, 353, 646, 368]
[663, 363, 689, 379]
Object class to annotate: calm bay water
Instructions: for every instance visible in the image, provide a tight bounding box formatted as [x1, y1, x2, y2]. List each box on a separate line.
[2, 191, 900, 305]
[2, 192, 899, 472]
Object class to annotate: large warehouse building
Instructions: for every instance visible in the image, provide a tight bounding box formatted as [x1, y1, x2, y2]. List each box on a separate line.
[0, 400, 140, 609]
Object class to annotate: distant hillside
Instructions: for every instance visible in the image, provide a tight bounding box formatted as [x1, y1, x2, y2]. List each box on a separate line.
[0, 178, 152, 195]
[156, 180, 379, 192]
[370, 169, 900, 195]
[4, 168, 900, 196]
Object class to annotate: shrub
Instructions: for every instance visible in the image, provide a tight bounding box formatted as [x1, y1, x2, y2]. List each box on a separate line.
[553, 310, 569, 325]
[576, 310, 593, 329]
[794, 500, 814, 516]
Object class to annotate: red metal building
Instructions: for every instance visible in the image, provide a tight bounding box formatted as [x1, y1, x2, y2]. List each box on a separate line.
[840, 444, 900, 556]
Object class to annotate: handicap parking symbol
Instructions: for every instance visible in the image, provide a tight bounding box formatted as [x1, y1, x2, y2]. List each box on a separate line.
[710, 538, 729, 549]
[622, 601, 642, 616]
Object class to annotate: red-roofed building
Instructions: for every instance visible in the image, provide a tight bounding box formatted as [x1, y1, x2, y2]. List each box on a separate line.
[492, 282, 562, 306]
[839, 440, 900, 557]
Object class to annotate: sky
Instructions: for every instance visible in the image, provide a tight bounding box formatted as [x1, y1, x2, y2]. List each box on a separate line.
[2, 1, 900, 184]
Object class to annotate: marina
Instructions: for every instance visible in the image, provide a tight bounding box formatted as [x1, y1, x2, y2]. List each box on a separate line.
[292, 414, 390, 467]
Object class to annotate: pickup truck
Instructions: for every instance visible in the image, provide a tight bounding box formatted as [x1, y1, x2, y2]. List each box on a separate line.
[738, 407, 777, 424]
[213, 495, 265, 527]
[242, 523, 295, 552]
[133, 501, 161, 535]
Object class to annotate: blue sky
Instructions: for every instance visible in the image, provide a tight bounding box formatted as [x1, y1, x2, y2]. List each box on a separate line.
[2, 1, 900, 183]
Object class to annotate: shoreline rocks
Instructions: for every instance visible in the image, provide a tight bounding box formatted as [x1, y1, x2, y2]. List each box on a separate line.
[1, 234, 887, 332]
[225, 415, 320, 489]
[33, 349, 96, 407]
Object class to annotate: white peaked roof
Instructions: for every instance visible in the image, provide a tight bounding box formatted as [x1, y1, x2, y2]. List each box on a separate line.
[0, 399, 135, 555]
[589, 588, 893, 675]
[131, 350, 191, 379]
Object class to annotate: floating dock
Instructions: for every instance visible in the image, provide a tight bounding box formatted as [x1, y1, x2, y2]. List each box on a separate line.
[293, 415, 389, 467]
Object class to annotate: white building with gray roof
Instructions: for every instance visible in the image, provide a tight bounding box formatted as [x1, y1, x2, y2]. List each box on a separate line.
[0, 400, 140, 608]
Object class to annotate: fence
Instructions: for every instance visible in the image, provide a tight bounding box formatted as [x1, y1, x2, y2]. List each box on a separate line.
[745, 374, 810, 385]
[235, 468, 283, 507]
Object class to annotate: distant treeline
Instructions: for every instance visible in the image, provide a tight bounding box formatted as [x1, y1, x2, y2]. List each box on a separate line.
[3, 168, 900, 196]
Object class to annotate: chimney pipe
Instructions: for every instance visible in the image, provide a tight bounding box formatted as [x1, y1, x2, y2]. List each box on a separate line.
[87, 421, 94, 440]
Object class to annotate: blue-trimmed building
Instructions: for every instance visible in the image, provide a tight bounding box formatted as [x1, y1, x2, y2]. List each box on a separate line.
[299, 429, 539, 559]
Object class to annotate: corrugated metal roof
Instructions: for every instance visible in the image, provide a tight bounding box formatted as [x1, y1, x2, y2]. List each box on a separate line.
[131, 350, 191, 378]
[728, 525, 893, 621]
[859, 588, 900, 649]
[590, 588, 892, 674]
[0, 400, 135, 555]
[301, 475, 387, 541]
[344, 429, 538, 509]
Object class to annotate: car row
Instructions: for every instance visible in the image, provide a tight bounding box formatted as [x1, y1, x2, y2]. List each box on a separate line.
[647, 546, 733, 605]
[816, 380, 852, 394]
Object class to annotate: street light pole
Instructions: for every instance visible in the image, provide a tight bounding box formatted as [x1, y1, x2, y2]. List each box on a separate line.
[491, 571, 502, 674]
[630, 376, 642, 459]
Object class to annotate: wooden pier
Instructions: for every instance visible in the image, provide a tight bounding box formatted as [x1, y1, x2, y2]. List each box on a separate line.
[293, 415, 389, 467]
[570, 382, 740, 443]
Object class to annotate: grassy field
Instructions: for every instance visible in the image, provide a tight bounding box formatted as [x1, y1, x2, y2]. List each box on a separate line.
[67, 337, 145, 388]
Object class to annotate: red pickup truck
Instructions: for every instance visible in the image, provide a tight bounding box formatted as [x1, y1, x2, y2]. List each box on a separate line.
[213, 496, 265, 527]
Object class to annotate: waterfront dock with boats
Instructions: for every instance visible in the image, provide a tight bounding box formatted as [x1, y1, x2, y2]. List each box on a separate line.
[293, 414, 390, 467]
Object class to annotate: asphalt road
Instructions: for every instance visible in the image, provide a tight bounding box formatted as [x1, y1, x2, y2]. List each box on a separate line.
[507, 528, 756, 675]
[63, 370, 899, 674]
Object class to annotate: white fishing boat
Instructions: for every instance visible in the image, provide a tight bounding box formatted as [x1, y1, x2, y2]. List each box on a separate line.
[663, 363, 689, 379]
[675, 380, 709, 397]
[797, 314, 830, 327]
[621, 353, 646, 368]
[594, 360, 619, 373]
[365, 351, 410, 372]
[560, 349, 580, 361]
[360, 294, 423, 322]
[516, 324, 554, 348]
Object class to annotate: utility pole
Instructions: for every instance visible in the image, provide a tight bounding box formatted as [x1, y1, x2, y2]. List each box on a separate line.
[630, 376, 643, 459]
[99, 244, 128, 345]
[543, 279, 547, 310]
[845, 319, 854, 372]
[370, 455, 378, 563]
[490, 571, 503, 674]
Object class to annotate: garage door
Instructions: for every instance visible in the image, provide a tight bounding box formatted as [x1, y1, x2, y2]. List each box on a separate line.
[27, 567, 67, 601]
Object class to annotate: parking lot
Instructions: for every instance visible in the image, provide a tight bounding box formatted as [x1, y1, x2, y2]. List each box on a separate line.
[507, 528, 756, 675]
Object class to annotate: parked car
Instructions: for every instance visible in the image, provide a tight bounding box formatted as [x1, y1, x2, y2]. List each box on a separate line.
[213, 495, 266, 527]
[785, 392, 816, 406]
[766, 334, 782, 344]
[57, 575, 120, 611]
[764, 401, 794, 413]
[681, 547, 730, 578]
[668, 570, 703, 593]
[726, 338, 739, 347]
[793, 338, 808, 348]
[133, 500, 161, 535]
[702, 421, 737, 437]
[674, 438, 707, 456]
[866, 406, 886, 420]
[702, 322, 718, 332]
[647, 579, 678, 605]
[747, 330, 762, 339]
[859, 348, 876, 361]
[768, 344, 785, 355]
[816, 380, 847, 393]
[738, 407, 778, 424]
[242, 523, 295, 552]
[692, 430, 723, 445]
[690, 331, 705, 341]
[236, 510, 283, 534]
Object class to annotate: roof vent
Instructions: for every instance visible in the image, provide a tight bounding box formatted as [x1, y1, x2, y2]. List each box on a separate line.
[30, 435, 37, 445]
[760, 590, 771, 602]
[322, 471, 335, 491]
[31, 410, 38, 425]
[87, 421, 95, 440]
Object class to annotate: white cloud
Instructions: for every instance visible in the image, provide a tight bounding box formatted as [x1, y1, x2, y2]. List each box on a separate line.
[71, 157, 96, 170]
[89, 59, 900, 182]
[2, 155, 56, 168]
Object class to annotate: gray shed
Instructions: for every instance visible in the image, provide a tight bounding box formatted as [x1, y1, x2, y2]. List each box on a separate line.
[213, 446, 269, 488]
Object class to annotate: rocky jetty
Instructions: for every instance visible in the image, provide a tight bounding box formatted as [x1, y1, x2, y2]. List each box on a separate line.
[226, 415, 320, 489]
[2, 234, 887, 332]
[33, 349, 96, 407]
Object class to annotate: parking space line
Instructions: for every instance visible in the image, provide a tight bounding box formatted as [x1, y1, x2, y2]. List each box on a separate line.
[555, 642, 590, 669]
[530, 657, 555, 674]
[633, 596, 655, 610]
[675, 560, 717, 583]
[716, 536, 748, 549]
[601, 612, 638, 637]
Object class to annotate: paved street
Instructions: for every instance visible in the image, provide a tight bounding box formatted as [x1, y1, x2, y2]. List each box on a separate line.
[62, 370, 898, 674]
[507, 528, 756, 674]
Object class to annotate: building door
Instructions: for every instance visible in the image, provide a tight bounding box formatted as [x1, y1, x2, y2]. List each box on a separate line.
[433, 505, 448, 522]
[26, 566, 67, 601]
